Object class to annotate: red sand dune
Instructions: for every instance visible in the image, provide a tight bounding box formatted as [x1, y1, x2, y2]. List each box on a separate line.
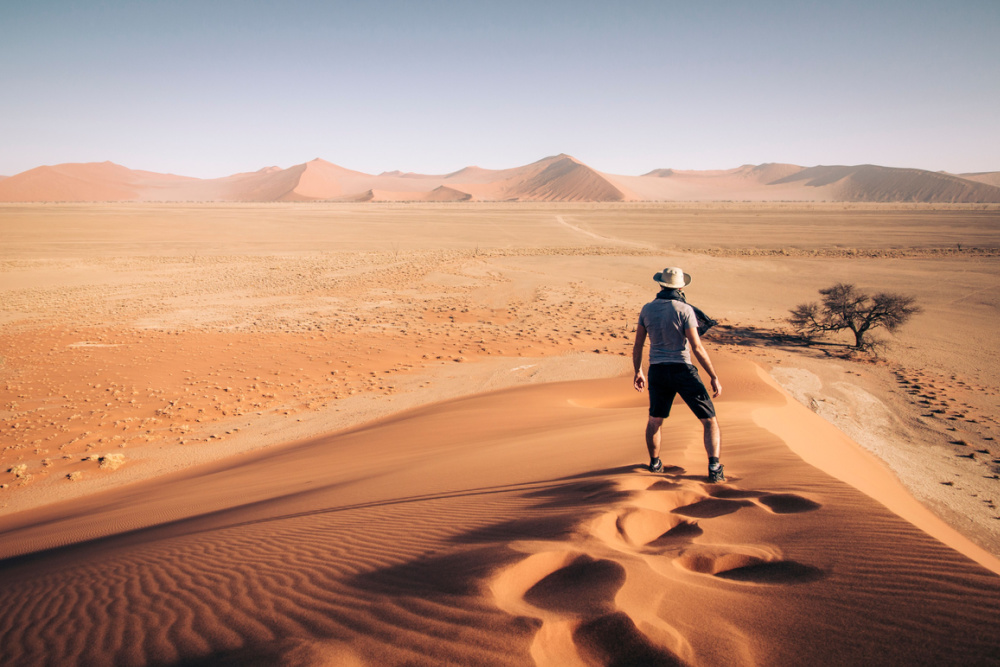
[0, 161, 191, 202]
[0, 355, 998, 665]
[425, 185, 473, 202]
[3, 156, 999, 203]
[501, 155, 628, 202]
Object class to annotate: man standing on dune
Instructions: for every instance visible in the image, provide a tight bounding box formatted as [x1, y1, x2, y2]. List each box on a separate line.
[633, 267, 724, 482]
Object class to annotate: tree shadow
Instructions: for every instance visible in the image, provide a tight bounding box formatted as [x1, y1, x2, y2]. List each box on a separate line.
[710, 323, 815, 349]
[709, 324, 874, 360]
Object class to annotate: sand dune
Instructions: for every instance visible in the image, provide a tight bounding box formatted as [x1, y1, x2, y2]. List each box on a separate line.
[607, 164, 831, 202]
[215, 159, 370, 202]
[611, 162, 1000, 203]
[0, 161, 180, 202]
[3, 156, 998, 203]
[502, 155, 628, 202]
[642, 163, 804, 183]
[769, 164, 1000, 203]
[425, 185, 473, 201]
[1, 357, 998, 666]
[960, 171, 1000, 188]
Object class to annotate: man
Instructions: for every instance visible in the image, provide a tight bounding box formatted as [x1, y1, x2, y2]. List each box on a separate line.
[632, 267, 724, 482]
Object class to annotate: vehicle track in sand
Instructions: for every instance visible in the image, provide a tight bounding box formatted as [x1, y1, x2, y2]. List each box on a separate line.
[554, 215, 654, 250]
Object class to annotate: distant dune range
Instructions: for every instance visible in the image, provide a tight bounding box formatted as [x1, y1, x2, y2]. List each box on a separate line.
[2, 154, 999, 203]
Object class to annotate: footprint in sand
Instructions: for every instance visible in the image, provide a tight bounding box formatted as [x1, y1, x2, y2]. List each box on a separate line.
[756, 493, 822, 514]
[675, 550, 825, 584]
[492, 473, 826, 665]
[648, 479, 685, 491]
[600, 477, 823, 548]
[656, 481, 825, 583]
[605, 506, 704, 548]
[510, 552, 687, 665]
[672, 496, 756, 518]
[698, 486, 822, 515]
[573, 612, 685, 667]
[523, 555, 625, 616]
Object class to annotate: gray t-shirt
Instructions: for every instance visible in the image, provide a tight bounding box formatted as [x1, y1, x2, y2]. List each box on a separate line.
[638, 299, 698, 365]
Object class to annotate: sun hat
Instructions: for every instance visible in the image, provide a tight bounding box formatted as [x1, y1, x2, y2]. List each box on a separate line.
[653, 267, 691, 289]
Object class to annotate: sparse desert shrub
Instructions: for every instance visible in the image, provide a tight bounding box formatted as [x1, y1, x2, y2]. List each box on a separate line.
[99, 454, 125, 470]
[789, 283, 920, 350]
[67, 471, 83, 481]
[8, 464, 27, 478]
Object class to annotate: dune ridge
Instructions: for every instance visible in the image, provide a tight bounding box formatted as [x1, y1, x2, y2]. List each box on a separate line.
[1, 358, 998, 666]
[3, 155, 999, 203]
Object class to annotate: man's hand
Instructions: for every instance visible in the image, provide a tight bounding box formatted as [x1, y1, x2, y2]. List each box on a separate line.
[710, 376, 722, 398]
[634, 370, 646, 393]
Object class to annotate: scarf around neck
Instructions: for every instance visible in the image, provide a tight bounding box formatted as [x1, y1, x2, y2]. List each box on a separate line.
[655, 288, 686, 302]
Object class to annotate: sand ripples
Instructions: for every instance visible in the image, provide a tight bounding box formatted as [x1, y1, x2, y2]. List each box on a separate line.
[0, 493, 541, 666]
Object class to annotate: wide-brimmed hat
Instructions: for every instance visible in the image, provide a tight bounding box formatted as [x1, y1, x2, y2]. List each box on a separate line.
[654, 267, 691, 289]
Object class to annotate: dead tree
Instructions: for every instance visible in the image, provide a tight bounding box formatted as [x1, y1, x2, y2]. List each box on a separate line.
[789, 283, 920, 350]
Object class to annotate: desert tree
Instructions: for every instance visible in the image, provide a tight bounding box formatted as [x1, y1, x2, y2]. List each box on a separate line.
[789, 283, 920, 350]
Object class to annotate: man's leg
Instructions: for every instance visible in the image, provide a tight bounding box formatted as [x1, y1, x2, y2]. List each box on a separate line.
[700, 416, 724, 481]
[700, 417, 720, 459]
[645, 365, 671, 472]
[646, 416, 664, 463]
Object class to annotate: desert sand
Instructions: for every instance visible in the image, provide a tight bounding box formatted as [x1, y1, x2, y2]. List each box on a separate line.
[1, 202, 999, 665]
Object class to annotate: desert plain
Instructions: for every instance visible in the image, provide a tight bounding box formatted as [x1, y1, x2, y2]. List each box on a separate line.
[1, 201, 999, 665]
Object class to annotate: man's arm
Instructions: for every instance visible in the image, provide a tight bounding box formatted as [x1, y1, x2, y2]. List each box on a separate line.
[685, 327, 722, 397]
[632, 323, 647, 392]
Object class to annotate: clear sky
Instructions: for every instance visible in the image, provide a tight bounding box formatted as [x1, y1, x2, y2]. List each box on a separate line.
[2, 0, 998, 178]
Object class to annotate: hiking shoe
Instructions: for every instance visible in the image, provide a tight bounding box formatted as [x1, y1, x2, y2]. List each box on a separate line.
[649, 458, 663, 473]
[708, 464, 725, 483]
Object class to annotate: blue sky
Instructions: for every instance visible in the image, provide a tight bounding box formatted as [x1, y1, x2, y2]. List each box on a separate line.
[2, 0, 998, 177]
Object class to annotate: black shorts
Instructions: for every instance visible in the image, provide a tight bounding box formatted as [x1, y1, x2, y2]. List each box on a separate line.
[648, 363, 716, 419]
